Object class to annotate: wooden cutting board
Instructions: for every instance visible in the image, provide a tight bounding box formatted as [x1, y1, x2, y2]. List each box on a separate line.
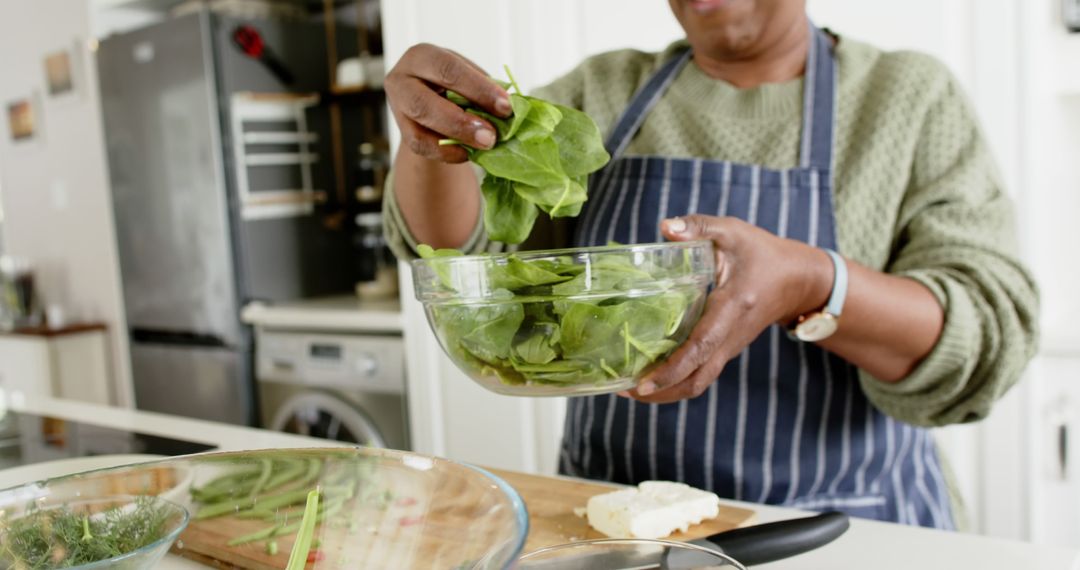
[170, 465, 756, 569]
[488, 468, 756, 553]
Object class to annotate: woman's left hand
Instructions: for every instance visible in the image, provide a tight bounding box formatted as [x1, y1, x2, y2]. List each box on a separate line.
[626, 215, 833, 404]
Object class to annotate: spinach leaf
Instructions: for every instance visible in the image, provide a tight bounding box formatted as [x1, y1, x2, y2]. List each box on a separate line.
[438, 67, 610, 244]
[417, 244, 462, 259]
[481, 176, 538, 244]
[514, 177, 587, 219]
[456, 302, 525, 363]
[467, 94, 533, 142]
[417, 244, 464, 289]
[489, 256, 573, 290]
[445, 90, 470, 106]
[512, 359, 606, 384]
[513, 332, 559, 365]
[504, 94, 534, 140]
[529, 256, 586, 278]
[472, 135, 568, 188]
[552, 104, 611, 177]
[515, 98, 563, 141]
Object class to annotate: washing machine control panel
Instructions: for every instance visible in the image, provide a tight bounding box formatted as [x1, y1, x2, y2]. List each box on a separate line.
[256, 330, 405, 395]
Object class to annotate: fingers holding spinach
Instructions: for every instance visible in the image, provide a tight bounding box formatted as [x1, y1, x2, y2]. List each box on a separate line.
[387, 44, 511, 161]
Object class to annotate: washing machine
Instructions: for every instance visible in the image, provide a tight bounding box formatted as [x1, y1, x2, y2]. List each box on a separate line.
[254, 329, 409, 449]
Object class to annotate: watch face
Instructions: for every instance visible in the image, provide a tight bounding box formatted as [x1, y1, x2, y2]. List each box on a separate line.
[795, 314, 838, 342]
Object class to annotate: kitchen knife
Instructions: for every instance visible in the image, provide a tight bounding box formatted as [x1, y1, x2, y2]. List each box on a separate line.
[517, 511, 850, 569]
[678, 511, 850, 566]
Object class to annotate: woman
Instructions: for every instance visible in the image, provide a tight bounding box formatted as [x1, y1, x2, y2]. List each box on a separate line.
[382, 0, 1038, 529]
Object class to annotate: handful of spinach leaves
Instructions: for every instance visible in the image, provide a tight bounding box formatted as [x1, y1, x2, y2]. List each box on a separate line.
[440, 67, 610, 244]
[418, 245, 706, 391]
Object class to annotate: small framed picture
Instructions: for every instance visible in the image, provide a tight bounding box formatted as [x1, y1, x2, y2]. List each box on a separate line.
[43, 50, 75, 97]
[7, 98, 37, 142]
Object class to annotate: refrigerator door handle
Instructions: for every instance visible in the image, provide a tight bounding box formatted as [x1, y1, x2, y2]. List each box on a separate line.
[130, 328, 232, 349]
[1058, 422, 1069, 482]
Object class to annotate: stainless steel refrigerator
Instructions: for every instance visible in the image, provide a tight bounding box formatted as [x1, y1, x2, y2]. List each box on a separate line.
[97, 9, 356, 425]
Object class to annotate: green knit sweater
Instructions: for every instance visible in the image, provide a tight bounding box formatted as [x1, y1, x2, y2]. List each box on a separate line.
[384, 35, 1039, 429]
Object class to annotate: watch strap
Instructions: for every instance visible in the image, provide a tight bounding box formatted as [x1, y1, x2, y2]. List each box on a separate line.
[822, 248, 847, 317]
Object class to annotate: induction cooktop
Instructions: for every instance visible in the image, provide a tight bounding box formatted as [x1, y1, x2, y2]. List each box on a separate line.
[0, 410, 216, 472]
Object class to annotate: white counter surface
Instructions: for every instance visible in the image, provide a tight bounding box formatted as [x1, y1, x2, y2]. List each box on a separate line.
[0, 390, 346, 454]
[1, 391, 1075, 569]
[749, 503, 1079, 569]
[242, 295, 402, 333]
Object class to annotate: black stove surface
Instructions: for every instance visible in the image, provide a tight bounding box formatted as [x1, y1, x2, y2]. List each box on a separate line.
[0, 410, 216, 471]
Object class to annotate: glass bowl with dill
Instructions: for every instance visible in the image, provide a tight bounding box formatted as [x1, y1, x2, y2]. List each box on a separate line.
[0, 495, 188, 569]
[412, 240, 716, 397]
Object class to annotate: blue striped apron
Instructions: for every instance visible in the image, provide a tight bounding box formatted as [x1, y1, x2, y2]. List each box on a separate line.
[561, 26, 955, 529]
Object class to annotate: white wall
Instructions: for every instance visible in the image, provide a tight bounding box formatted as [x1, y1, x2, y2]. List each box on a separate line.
[0, 0, 133, 407]
[1017, 0, 1080, 549]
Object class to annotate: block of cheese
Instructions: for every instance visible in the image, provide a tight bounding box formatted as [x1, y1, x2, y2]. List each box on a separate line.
[585, 481, 721, 539]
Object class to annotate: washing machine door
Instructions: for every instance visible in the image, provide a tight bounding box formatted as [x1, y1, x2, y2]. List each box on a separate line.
[270, 392, 388, 448]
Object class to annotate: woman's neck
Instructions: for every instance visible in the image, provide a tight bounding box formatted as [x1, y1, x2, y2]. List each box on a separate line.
[692, 15, 811, 89]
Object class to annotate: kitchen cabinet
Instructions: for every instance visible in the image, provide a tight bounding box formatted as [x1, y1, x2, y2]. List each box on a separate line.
[0, 324, 111, 405]
[1029, 356, 1080, 547]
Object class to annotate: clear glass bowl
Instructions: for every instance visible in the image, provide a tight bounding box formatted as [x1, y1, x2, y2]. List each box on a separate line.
[0, 495, 188, 569]
[518, 538, 745, 569]
[0, 448, 529, 570]
[412, 241, 715, 397]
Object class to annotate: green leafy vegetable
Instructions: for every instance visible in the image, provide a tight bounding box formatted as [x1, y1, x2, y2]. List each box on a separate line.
[550, 104, 612, 177]
[481, 176, 537, 245]
[473, 135, 568, 188]
[0, 497, 175, 569]
[418, 247, 705, 390]
[440, 66, 610, 244]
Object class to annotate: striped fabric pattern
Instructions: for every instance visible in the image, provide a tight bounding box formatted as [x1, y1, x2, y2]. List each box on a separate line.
[561, 25, 954, 529]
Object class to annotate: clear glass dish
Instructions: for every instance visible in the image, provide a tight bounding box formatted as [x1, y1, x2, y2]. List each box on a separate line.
[0, 495, 188, 570]
[0, 448, 529, 570]
[412, 241, 715, 397]
[518, 538, 745, 569]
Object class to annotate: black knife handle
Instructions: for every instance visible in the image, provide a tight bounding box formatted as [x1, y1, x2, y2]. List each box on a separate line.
[705, 511, 849, 566]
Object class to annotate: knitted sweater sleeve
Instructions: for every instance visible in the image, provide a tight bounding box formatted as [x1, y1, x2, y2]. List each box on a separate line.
[857, 63, 1039, 427]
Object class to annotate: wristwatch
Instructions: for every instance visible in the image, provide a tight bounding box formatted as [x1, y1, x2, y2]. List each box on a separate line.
[789, 248, 848, 342]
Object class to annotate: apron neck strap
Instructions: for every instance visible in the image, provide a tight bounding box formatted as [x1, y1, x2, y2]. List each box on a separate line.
[603, 49, 693, 160]
[799, 24, 837, 170]
[602, 21, 838, 171]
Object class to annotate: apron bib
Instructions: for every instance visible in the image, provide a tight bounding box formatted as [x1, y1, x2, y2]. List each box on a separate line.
[561, 25, 955, 529]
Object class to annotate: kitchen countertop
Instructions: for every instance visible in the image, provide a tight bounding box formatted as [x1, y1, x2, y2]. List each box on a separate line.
[1, 391, 1076, 569]
[241, 295, 402, 333]
[0, 389, 348, 454]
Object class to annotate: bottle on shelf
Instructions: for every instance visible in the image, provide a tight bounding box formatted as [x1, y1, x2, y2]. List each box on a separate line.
[354, 142, 386, 206]
[353, 212, 398, 301]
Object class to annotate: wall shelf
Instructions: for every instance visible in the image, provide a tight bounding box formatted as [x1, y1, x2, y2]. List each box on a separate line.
[320, 0, 388, 205]
[328, 85, 384, 96]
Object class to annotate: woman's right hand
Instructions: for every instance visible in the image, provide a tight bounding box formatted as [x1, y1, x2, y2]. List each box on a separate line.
[385, 44, 512, 164]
